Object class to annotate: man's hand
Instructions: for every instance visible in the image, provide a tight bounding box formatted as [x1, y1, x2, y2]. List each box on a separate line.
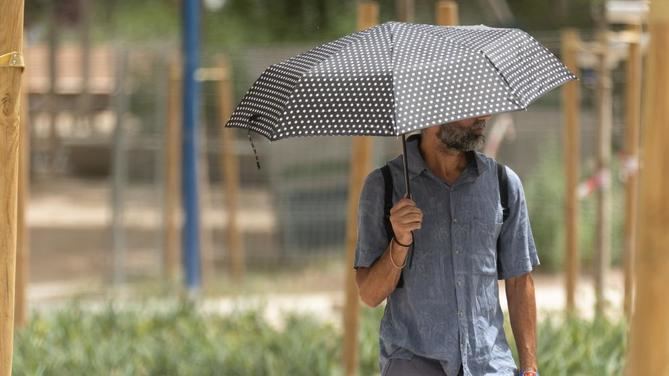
[389, 197, 423, 245]
[356, 198, 422, 307]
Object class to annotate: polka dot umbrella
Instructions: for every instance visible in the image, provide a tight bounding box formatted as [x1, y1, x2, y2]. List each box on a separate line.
[226, 22, 576, 195]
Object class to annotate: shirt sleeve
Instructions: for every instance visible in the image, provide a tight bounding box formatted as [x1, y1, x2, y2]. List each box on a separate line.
[497, 166, 540, 280]
[354, 168, 391, 269]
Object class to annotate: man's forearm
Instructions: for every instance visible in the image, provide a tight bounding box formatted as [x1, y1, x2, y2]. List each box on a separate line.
[505, 273, 538, 370]
[356, 240, 409, 307]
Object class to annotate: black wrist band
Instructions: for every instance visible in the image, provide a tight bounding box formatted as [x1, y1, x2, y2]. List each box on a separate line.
[392, 236, 412, 248]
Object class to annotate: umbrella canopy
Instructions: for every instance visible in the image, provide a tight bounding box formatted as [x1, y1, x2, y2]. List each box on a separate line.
[226, 22, 576, 140]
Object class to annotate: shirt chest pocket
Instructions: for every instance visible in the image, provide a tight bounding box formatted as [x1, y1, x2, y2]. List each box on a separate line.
[468, 219, 503, 276]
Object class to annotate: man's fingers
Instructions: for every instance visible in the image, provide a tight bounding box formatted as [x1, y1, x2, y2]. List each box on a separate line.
[397, 224, 422, 233]
[391, 198, 417, 212]
[399, 220, 422, 228]
[390, 198, 422, 235]
[391, 203, 421, 215]
[392, 208, 423, 220]
[391, 213, 423, 236]
[393, 212, 423, 224]
[396, 222, 422, 233]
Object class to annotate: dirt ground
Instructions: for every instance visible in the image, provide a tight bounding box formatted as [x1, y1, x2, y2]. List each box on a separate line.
[27, 177, 276, 283]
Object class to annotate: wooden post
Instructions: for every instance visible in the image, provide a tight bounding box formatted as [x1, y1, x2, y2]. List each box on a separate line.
[561, 29, 581, 315]
[0, 0, 26, 373]
[198, 131, 214, 289]
[164, 58, 182, 282]
[623, 24, 642, 320]
[15, 53, 29, 328]
[153, 56, 168, 276]
[110, 49, 129, 287]
[627, 1, 669, 373]
[77, 0, 91, 130]
[47, 1, 59, 174]
[396, 0, 414, 22]
[217, 56, 244, 282]
[343, 4, 377, 376]
[594, 30, 612, 317]
[436, 0, 459, 26]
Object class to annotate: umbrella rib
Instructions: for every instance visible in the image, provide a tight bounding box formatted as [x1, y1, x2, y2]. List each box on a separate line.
[304, 26, 382, 76]
[480, 53, 524, 108]
[388, 23, 400, 136]
[417, 25, 526, 105]
[429, 26, 527, 108]
[421, 25, 517, 57]
[272, 33, 374, 134]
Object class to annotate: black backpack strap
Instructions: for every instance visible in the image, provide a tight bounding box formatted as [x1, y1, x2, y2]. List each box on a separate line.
[497, 162, 510, 222]
[496, 162, 510, 278]
[381, 165, 394, 240]
[380, 164, 404, 288]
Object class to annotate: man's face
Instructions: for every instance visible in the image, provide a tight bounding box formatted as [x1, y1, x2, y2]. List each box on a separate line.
[427, 115, 491, 151]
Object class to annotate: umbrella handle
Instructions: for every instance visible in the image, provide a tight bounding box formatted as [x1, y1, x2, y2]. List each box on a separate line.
[401, 134, 411, 198]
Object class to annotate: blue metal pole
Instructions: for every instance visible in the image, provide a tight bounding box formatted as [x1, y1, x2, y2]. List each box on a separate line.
[182, 0, 201, 293]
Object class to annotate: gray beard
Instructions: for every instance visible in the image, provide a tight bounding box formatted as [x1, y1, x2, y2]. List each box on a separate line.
[437, 121, 486, 151]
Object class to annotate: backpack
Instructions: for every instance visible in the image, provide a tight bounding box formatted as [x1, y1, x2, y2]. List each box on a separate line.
[380, 161, 509, 288]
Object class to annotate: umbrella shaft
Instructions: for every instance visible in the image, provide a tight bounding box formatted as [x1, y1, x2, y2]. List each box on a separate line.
[402, 134, 411, 198]
[401, 134, 414, 268]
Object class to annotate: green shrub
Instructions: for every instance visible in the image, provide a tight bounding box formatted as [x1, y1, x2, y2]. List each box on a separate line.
[14, 303, 626, 375]
[523, 141, 625, 272]
[536, 315, 627, 375]
[14, 302, 341, 376]
[358, 306, 385, 375]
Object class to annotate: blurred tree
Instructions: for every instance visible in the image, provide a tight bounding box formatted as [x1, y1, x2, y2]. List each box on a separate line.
[24, 0, 49, 28]
[506, 0, 596, 30]
[25, 0, 83, 31]
[42, 0, 601, 47]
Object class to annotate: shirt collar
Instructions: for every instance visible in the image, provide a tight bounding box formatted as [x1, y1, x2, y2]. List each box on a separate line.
[405, 135, 489, 180]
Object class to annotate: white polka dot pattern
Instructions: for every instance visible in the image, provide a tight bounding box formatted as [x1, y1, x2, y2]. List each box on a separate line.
[226, 22, 577, 140]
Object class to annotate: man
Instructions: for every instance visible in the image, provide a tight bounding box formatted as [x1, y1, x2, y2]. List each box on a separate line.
[354, 115, 540, 376]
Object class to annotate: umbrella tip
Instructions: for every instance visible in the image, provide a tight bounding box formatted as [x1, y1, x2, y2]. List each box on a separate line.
[247, 130, 261, 170]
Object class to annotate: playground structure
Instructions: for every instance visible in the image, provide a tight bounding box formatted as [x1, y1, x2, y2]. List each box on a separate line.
[1, 0, 669, 375]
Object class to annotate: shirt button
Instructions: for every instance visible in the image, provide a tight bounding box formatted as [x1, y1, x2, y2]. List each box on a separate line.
[455, 249, 460, 254]
[457, 279, 463, 286]
[452, 218, 458, 223]
[458, 311, 464, 317]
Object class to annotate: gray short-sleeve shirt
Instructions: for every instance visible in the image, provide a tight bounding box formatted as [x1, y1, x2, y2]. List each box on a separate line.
[354, 136, 540, 376]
